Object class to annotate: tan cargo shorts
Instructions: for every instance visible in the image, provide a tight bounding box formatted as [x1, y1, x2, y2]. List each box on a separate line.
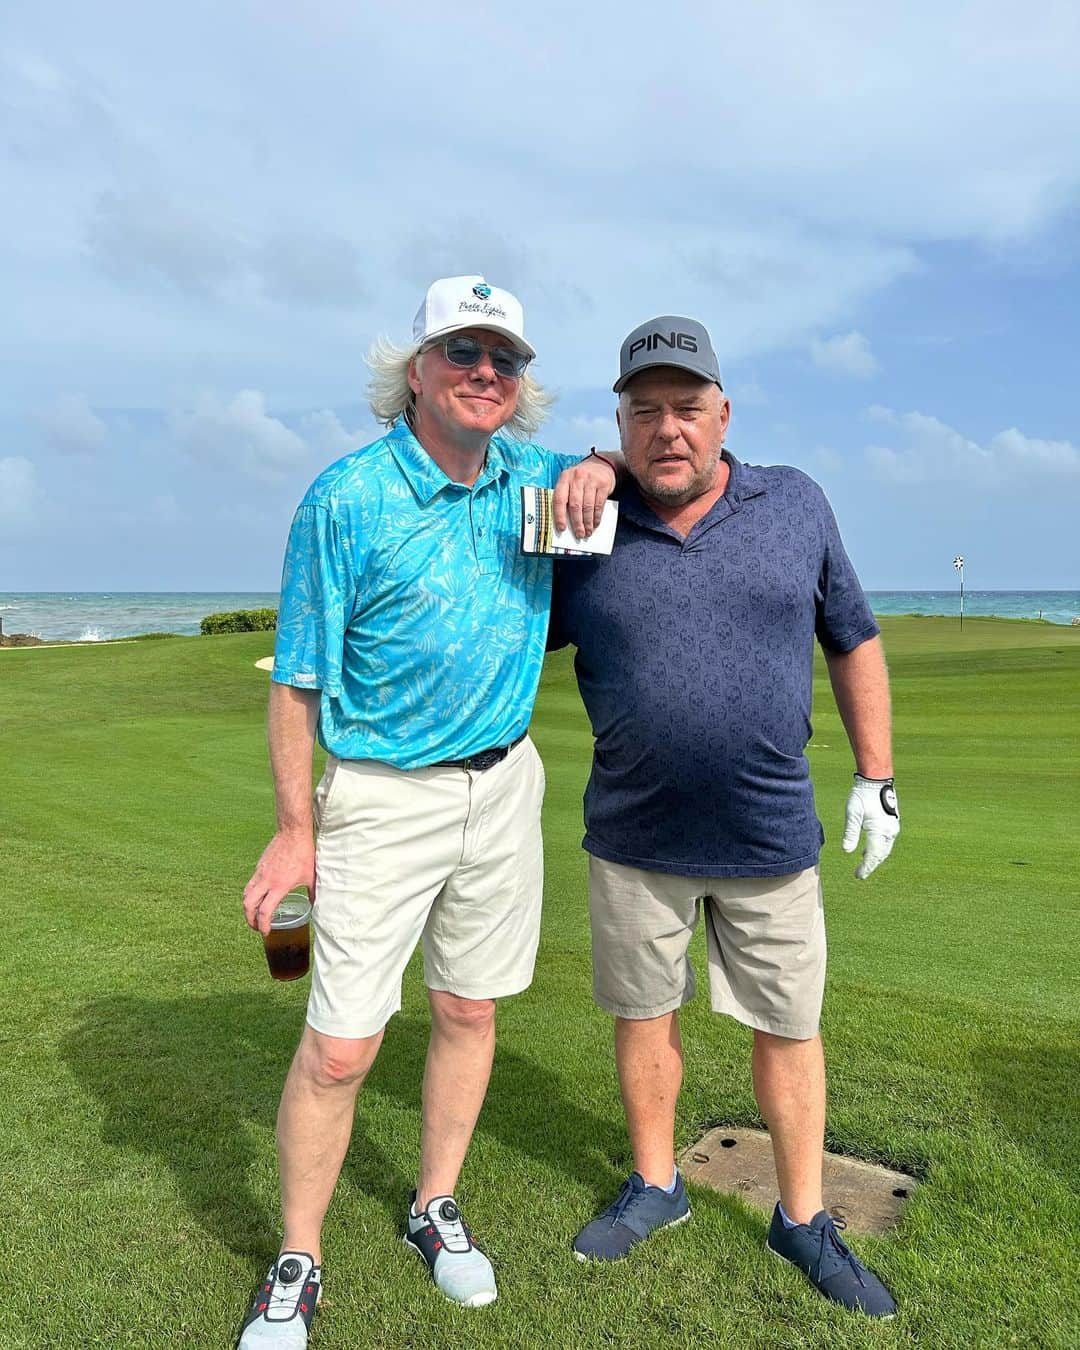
[589, 856, 826, 1040]
[306, 736, 545, 1039]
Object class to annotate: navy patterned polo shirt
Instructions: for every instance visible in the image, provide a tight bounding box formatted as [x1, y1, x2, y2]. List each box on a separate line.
[549, 452, 879, 877]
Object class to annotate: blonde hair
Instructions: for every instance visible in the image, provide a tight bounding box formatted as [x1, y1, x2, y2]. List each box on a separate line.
[366, 335, 554, 439]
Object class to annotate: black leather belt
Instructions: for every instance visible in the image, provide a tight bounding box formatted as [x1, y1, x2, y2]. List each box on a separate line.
[431, 733, 527, 772]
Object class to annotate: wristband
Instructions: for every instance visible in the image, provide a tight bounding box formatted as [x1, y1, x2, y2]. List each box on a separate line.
[586, 447, 617, 480]
[854, 773, 898, 817]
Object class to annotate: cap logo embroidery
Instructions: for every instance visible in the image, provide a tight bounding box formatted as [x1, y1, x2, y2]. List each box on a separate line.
[472, 283, 492, 300]
[628, 331, 699, 361]
[457, 300, 508, 319]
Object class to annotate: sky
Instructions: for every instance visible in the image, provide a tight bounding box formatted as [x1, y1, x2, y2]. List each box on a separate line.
[2, 0, 1079, 591]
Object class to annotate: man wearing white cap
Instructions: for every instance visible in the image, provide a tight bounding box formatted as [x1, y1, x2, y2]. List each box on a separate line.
[237, 276, 618, 1342]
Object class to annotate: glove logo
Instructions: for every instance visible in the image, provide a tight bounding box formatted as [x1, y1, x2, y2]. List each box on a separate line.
[880, 784, 899, 817]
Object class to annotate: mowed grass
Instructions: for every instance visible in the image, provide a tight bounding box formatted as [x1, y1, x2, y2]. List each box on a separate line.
[2, 618, 1078, 1349]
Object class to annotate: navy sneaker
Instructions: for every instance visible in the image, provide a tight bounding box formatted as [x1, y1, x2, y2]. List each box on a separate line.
[573, 1171, 691, 1261]
[237, 1251, 321, 1348]
[404, 1191, 497, 1307]
[766, 1206, 897, 1318]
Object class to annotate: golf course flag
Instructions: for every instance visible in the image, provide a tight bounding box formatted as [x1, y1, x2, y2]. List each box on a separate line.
[954, 555, 965, 630]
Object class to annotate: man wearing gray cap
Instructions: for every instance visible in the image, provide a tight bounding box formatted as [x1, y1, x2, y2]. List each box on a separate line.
[237, 276, 619, 1343]
[549, 315, 900, 1317]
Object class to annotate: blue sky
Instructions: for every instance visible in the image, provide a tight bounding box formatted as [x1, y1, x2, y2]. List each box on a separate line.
[2, 1, 1078, 591]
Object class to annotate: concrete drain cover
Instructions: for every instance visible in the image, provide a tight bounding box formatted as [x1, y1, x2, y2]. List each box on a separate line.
[678, 1128, 916, 1235]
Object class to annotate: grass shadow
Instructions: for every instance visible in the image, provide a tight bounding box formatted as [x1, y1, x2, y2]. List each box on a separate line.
[61, 992, 397, 1263]
[63, 996, 624, 1264]
[359, 1014, 626, 1204]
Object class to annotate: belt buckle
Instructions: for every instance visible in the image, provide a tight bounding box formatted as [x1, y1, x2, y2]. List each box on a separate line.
[466, 748, 501, 772]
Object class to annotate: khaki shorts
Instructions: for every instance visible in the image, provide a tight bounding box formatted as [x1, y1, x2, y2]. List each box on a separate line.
[589, 857, 826, 1040]
[306, 736, 545, 1039]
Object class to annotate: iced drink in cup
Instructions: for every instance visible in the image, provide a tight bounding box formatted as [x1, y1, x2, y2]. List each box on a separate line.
[263, 892, 312, 981]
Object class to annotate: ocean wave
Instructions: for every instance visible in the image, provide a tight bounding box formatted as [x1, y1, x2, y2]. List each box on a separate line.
[78, 627, 104, 642]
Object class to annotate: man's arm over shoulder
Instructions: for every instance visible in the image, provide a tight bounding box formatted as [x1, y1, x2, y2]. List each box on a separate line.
[532, 444, 627, 540]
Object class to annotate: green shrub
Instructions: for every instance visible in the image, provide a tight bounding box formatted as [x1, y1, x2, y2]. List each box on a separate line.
[199, 608, 278, 635]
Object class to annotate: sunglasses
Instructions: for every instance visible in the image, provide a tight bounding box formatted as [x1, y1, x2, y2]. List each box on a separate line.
[428, 335, 532, 380]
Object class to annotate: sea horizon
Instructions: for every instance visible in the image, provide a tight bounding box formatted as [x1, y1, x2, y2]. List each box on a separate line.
[2, 589, 1078, 642]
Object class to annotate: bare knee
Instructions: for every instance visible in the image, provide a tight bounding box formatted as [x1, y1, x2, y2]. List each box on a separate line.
[296, 1025, 383, 1090]
[429, 990, 496, 1036]
[753, 1029, 820, 1053]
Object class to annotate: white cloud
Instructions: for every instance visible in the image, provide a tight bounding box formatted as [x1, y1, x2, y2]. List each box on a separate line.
[991, 426, 1080, 475]
[172, 395, 378, 480]
[298, 409, 377, 459]
[810, 332, 880, 380]
[674, 230, 913, 372]
[39, 392, 107, 454]
[865, 409, 1080, 487]
[173, 390, 308, 479]
[0, 456, 41, 529]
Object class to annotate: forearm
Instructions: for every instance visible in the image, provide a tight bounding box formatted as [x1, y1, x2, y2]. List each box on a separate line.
[268, 681, 320, 834]
[823, 636, 893, 779]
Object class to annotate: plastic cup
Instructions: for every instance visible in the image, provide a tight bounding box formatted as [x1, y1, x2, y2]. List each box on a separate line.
[262, 892, 312, 982]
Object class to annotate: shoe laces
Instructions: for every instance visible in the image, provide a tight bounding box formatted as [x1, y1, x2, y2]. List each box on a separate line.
[421, 1198, 473, 1254]
[815, 1214, 868, 1288]
[608, 1175, 647, 1228]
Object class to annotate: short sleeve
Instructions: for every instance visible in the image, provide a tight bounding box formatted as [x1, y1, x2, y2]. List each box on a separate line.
[814, 495, 879, 653]
[272, 504, 357, 695]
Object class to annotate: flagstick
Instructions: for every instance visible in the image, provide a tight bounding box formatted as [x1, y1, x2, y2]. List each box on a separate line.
[953, 555, 965, 632]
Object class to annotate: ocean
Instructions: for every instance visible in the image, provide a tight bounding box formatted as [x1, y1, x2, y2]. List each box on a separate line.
[1, 590, 1078, 643]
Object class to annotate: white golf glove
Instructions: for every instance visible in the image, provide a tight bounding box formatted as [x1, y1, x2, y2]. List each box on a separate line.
[842, 774, 900, 879]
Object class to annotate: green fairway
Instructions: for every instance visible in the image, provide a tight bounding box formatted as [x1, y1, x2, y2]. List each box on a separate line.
[2, 618, 1078, 1348]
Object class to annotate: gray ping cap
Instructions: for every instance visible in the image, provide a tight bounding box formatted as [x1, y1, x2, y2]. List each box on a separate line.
[614, 315, 723, 393]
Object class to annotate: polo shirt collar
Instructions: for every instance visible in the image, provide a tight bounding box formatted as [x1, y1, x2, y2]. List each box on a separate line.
[386, 419, 510, 505]
[722, 451, 767, 508]
[620, 450, 767, 537]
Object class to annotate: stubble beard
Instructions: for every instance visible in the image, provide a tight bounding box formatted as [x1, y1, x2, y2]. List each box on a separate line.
[642, 450, 724, 507]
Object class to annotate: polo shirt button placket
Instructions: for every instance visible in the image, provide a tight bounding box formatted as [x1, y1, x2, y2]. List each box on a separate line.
[470, 489, 498, 575]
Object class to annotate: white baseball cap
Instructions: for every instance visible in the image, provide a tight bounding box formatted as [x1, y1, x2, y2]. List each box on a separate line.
[412, 275, 536, 358]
